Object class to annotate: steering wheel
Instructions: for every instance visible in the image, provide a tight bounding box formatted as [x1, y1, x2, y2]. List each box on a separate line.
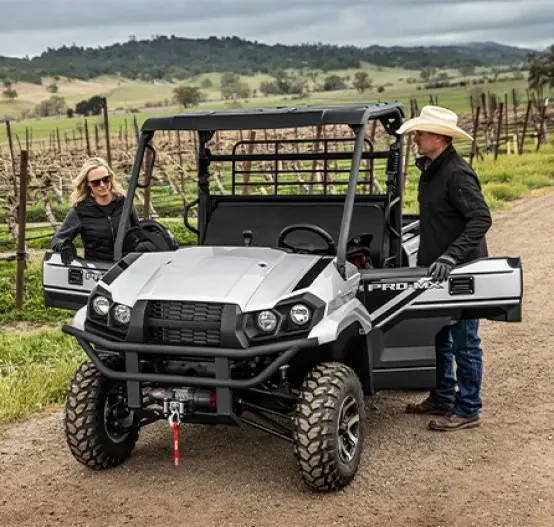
[277, 224, 337, 255]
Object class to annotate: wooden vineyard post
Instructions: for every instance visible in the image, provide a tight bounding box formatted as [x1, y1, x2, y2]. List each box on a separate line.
[15, 151, 29, 310]
[494, 101, 504, 161]
[469, 106, 481, 168]
[242, 130, 256, 195]
[402, 99, 416, 189]
[504, 92, 509, 154]
[5, 120, 18, 195]
[102, 97, 112, 166]
[143, 148, 153, 219]
[133, 115, 140, 144]
[519, 101, 532, 155]
[310, 125, 323, 186]
[84, 119, 91, 155]
[536, 97, 548, 151]
[512, 88, 520, 155]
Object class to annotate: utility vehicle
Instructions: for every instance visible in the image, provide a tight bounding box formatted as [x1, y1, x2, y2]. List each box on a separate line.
[43, 103, 523, 491]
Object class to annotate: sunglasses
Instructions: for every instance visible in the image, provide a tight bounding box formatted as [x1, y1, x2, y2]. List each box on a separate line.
[88, 175, 112, 187]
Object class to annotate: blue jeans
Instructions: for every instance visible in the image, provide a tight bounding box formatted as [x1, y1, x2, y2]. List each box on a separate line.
[430, 319, 483, 418]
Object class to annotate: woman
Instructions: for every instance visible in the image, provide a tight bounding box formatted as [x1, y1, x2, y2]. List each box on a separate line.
[51, 157, 139, 263]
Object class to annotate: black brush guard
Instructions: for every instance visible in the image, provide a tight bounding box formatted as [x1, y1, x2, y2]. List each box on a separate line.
[62, 324, 317, 427]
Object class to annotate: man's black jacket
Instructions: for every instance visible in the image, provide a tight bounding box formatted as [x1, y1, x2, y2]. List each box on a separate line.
[416, 145, 492, 266]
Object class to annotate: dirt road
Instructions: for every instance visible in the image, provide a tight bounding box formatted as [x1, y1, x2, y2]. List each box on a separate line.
[1, 190, 553, 527]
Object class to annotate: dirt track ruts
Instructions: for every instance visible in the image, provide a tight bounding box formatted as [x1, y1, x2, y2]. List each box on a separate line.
[1, 189, 554, 527]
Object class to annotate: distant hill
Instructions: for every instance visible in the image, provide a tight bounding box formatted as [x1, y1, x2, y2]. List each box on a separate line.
[0, 35, 542, 84]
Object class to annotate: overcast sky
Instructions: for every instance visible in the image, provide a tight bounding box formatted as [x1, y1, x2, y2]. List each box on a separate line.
[0, 0, 552, 58]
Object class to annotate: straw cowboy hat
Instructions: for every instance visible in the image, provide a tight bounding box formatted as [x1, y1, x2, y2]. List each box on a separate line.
[397, 105, 473, 141]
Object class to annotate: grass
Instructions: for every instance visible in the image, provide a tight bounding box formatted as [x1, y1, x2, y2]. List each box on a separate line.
[0, 258, 74, 325]
[0, 146, 553, 425]
[0, 330, 85, 423]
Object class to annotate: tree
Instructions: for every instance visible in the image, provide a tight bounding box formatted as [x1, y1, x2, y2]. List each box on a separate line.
[528, 44, 554, 91]
[35, 95, 66, 117]
[220, 72, 251, 100]
[75, 95, 105, 116]
[458, 64, 476, 77]
[322, 74, 346, 91]
[47, 82, 59, 93]
[419, 67, 437, 82]
[173, 85, 202, 108]
[353, 71, 372, 93]
[2, 79, 17, 101]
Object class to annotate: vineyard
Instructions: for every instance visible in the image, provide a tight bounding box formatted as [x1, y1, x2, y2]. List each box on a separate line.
[0, 91, 551, 258]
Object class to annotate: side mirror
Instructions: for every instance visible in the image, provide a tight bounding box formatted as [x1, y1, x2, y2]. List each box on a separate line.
[137, 144, 156, 189]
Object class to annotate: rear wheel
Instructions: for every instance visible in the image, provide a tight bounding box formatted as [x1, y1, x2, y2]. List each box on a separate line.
[64, 358, 140, 469]
[293, 362, 365, 492]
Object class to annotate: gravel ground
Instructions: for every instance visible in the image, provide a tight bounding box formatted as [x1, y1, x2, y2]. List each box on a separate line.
[1, 189, 553, 527]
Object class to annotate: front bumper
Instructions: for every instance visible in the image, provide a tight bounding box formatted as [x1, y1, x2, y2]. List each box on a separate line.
[62, 325, 318, 410]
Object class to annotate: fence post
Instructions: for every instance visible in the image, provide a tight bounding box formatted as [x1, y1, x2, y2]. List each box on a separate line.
[143, 149, 153, 219]
[469, 105, 481, 167]
[536, 97, 548, 151]
[504, 92, 509, 154]
[402, 99, 415, 188]
[519, 101, 532, 155]
[512, 88, 520, 154]
[494, 102, 504, 161]
[102, 97, 112, 166]
[6, 121, 17, 194]
[15, 151, 29, 310]
[84, 119, 91, 156]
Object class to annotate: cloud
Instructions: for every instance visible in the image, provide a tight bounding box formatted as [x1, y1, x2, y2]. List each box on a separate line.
[0, 0, 552, 57]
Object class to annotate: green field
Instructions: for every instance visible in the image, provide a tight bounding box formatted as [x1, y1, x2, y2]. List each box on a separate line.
[1, 64, 540, 145]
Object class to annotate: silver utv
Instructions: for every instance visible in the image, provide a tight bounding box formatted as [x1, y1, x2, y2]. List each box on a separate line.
[44, 103, 523, 492]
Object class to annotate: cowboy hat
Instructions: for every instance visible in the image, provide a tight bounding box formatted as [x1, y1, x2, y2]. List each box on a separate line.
[397, 105, 473, 141]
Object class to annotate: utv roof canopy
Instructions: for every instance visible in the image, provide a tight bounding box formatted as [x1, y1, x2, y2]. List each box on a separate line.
[141, 102, 406, 132]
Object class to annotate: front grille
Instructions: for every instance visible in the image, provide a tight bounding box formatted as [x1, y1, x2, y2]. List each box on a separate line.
[148, 300, 223, 322]
[146, 301, 224, 346]
[149, 327, 221, 346]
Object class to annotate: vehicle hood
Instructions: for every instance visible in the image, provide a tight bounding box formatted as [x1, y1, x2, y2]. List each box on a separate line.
[105, 246, 326, 311]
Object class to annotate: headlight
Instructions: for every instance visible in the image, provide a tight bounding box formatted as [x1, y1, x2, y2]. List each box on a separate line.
[290, 304, 311, 325]
[92, 295, 110, 316]
[256, 310, 278, 332]
[112, 304, 132, 325]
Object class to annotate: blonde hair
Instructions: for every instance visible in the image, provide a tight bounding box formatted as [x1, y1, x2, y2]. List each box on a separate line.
[71, 157, 126, 205]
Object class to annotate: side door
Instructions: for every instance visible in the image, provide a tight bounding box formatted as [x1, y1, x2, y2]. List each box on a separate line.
[358, 257, 523, 391]
[42, 251, 114, 310]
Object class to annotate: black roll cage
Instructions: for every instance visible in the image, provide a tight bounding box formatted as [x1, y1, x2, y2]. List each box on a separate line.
[114, 103, 406, 277]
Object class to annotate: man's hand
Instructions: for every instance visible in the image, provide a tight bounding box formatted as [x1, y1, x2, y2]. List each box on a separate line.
[60, 242, 77, 265]
[429, 255, 456, 282]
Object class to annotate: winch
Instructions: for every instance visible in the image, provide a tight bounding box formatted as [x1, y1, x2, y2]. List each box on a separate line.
[151, 386, 216, 417]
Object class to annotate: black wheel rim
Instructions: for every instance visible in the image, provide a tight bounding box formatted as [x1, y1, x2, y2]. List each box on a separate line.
[103, 385, 135, 444]
[337, 395, 360, 463]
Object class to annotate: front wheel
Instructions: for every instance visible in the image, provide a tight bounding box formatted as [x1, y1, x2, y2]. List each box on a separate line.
[64, 358, 140, 469]
[293, 362, 365, 492]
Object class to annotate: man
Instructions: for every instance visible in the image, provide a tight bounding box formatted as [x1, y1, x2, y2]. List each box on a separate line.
[397, 105, 492, 432]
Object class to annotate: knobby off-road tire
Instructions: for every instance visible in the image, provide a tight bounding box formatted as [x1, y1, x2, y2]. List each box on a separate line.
[64, 358, 140, 470]
[293, 362, 365, 492]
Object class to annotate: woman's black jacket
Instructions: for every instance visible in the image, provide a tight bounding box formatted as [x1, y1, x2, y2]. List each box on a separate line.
[51, 195, 139, 261]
